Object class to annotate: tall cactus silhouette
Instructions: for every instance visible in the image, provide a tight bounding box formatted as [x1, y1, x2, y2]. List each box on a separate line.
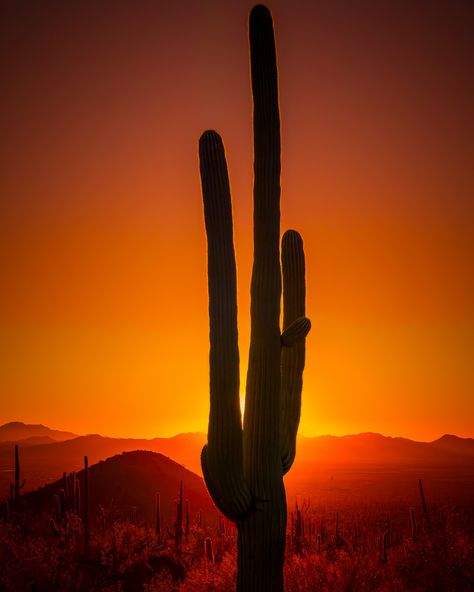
[198, 5, 310, 590]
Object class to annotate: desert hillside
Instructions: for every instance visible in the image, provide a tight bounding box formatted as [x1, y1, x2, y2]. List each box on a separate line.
[25, 450, 215, 525]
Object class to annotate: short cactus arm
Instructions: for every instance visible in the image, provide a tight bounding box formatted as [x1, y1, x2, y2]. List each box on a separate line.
[280, 230, 310, 474]
[281, 316, 311, 347]
[199, 130, 251, 520]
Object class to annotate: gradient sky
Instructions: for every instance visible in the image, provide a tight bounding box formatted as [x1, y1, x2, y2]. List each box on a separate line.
[1, 0, 473, 440]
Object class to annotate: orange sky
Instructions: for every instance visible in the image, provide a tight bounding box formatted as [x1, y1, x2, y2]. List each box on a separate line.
[1, 0, 473, 440]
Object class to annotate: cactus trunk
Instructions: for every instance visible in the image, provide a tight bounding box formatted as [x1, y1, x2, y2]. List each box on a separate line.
[237, 507, 286, 590]
[199, 6, 310, 591]
[14, 445, 20, 503]
[84, 455, 90, 557]
[13, 445, 25, 509]
[175, 480, 183, 547]
[155, 492, 161, 537]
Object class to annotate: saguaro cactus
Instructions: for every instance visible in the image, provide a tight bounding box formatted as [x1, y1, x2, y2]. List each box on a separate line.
[13, 445, 26, 508]
[198, 5, 310, 590]
[155, 492, 161, 538]
[167, 480, 184, 547]
[83, 455, 90, 557]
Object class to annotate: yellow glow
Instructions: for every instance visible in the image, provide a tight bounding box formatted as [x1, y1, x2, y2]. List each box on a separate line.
[240, 393, 246, 421]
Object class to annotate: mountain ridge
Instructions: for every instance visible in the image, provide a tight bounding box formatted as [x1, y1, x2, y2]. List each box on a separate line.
[1, 425, 473, 495]
[0, 421, 77, 443]
[3, 421, 472, 444]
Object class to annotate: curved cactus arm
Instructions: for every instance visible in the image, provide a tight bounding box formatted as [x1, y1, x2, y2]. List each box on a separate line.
[201, 445, 251, 520]
[244, 4, 282, 490]
[280, 230, 309, 474]
[281, 317, 311, 347]
[199, 130, 252, 520]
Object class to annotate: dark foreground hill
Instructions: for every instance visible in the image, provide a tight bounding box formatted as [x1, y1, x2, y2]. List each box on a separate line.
[25, 450, 215, 526]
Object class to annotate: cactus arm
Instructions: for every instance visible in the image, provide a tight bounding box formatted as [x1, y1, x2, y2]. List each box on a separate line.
[281, 316, 311, 347]
[244, 4, 282, 491]
[199, 130, 252, 520]
[280, 229, 309, 474]
[201, 445, 250, 520]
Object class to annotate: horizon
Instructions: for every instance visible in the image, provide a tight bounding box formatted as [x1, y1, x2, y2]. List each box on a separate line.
[1, 418, 472, 444]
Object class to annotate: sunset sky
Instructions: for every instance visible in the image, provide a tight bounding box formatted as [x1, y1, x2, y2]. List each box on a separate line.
[1, 0, 473, 441]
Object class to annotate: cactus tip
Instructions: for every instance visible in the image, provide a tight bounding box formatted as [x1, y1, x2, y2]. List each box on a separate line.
[250, 5, 272, 22]
[282, 229, 303, 246]
[200, 129, 221, 145]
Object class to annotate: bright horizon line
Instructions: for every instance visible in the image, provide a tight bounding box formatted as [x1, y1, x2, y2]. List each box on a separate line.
[2, 419, 473, 444]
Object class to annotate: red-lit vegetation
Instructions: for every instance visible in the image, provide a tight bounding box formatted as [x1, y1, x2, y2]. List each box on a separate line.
[1, 461, 473, 591]
[1, 497, 473, 591]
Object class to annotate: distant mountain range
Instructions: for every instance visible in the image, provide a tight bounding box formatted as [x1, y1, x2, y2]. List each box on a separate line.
[0, 424, 206, 492]
[288, 432, 474, 504]
[1, 422, 473, 504]
[296, 431, 474, 466]
[25, 450, 214, 525]
[0, 421, 77, 445]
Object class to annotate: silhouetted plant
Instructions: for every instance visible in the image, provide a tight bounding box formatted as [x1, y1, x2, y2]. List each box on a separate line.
[377, 530, 389, 562]
[84, 455, 90, 557]
[204, 536, 215, 564]
[198, 5, 310, 590]
[217, 515, 226, 538]
[293, 501, 303, 554]
[155, 492, 161, 538]
[49, 517, 60, 537]
[419, 478, 431, 531]
[410, 506, 417, 539]
[68, 471, 76, 512]
[74, 479, 81, 515]
[167, 480, 184, 547]
[13, 445, 26, 508]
